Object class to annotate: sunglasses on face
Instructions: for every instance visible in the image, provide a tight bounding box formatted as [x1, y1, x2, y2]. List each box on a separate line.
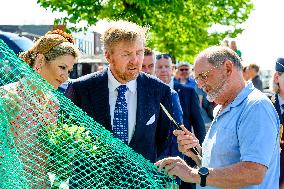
[179, 68, 189, 72]
[194, 62, 225, 84]
[156, 54, 171, 60]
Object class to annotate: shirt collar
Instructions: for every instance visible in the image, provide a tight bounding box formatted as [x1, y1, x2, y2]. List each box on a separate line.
[107, 67, 137, 94]
[219, 81, 254, 116]
[231, 81, 254, 106]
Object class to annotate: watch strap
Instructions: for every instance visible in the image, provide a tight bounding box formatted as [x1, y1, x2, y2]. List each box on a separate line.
[200, 175, 206, 187]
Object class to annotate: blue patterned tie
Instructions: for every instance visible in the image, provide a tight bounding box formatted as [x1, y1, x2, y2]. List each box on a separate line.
[113, 85, 128, 143]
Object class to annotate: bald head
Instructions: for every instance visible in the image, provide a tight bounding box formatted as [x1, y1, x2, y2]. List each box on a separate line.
[195, 46, 242, 70]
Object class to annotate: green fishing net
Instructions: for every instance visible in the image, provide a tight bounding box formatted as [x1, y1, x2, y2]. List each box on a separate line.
[0, 40, 175, 188]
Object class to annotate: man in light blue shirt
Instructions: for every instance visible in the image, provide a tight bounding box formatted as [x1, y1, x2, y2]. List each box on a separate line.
[198, 81, 280, 188]
[156, 46, 280, 188]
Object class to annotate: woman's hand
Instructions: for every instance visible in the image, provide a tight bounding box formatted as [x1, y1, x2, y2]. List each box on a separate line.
[155, 156, 198, 183]
[173, 125, 202, 165]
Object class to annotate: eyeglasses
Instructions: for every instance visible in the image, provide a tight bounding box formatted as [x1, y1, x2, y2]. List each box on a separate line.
[156, 54, 171, 60]
[194, 62, 224, 83]
[179, 68, 189, 72]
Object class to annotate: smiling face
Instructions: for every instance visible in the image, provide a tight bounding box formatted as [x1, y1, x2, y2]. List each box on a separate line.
[39, 54, 75, 89]
[106, 39, 144, 83]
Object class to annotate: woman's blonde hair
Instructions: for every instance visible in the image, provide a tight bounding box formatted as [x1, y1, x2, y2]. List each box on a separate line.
[19, 29, 79, 67]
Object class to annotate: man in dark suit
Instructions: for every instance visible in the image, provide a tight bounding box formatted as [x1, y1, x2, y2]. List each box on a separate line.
[249, 63, 263, 91]
[154, 54, 206, 146]
[65, 20, 173, 163]
[270, 57, 284, 189]
[155, 54, 206, 189]
[142, 48, 183, 161]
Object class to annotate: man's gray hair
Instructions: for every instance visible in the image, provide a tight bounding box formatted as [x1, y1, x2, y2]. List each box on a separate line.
[196, 46, 243, 70]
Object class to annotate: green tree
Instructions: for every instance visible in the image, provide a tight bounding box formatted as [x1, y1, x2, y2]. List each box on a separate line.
[37, 0, 253, 62]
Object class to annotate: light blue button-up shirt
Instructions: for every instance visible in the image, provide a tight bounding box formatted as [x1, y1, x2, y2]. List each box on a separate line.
[198, 82, 280, 189]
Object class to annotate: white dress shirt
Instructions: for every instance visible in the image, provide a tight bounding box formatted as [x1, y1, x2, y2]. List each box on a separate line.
[108, 68, 137, 143]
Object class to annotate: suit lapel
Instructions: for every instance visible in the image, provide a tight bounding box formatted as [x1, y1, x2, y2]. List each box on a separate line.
[90, 69, 112, 132]
[174, 83, 183, 103]
[129, 74, 151, 146]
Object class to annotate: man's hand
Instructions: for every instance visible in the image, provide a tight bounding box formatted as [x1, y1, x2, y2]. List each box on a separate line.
[155, 156, 199, 183]
[173, 125, 202, 164]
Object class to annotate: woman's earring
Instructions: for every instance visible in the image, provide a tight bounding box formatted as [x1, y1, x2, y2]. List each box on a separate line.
[35, 67, 41, 73]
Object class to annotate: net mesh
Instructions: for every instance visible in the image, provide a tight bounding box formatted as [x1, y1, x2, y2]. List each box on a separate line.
[0, 40, 175, 188]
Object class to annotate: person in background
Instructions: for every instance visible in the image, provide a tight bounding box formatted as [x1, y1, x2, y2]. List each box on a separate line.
[222, 38, 229, 47]
[174, 62, 196, 88]
[270, 57, 284, 189]
[96, 64, 104, 72]
[142, 49, 183, 140]
[142, 50, 183, 189]
[156, 55, 205, 142]
[249, 63, 263, 91]
[171, 63, 177, 77]
[175, 61, 214, 125]
[242, 66, 250, 81]
[230, 40, 242, 58]
[156, 46, 280, 189]
[155, 54, 206, 189]
[142, 47, 155, 75]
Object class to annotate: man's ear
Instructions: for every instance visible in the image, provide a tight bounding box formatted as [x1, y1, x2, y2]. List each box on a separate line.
[224, 60, 233, 76]
[105, 50, 111, 63]
[274, 72, 279, 83]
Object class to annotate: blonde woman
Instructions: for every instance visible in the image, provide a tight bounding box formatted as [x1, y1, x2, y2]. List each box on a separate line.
[0, 29, 79, 188]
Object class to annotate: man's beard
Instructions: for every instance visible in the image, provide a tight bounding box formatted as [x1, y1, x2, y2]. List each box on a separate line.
[206, 76, 229, 102]
[112, 62, 140, 82]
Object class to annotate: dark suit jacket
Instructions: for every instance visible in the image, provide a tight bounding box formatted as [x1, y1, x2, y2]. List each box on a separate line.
[269, 94, 284, 185]
[252, 75, 263, 92]
[174, 82, 206, 143]
[65, 69, 173, 162]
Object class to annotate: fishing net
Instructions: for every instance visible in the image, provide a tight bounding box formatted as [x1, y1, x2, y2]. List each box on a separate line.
[0, 40, 175, 188]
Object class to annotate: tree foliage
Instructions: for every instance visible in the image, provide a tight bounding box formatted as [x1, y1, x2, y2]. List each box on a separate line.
[37, 0, 253, 62]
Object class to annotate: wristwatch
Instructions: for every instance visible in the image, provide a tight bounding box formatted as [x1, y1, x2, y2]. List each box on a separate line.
[198, 167, 209, 187]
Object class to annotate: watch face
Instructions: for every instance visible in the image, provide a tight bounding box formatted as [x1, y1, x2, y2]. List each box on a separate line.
[199, 167, 209, 176]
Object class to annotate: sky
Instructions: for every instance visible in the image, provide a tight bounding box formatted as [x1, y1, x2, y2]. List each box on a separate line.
[1, 0, 284, 70]
[236, 0, 284, 70]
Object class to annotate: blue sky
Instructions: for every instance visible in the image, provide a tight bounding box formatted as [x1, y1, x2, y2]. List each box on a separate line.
[1, 0, 284, 70]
